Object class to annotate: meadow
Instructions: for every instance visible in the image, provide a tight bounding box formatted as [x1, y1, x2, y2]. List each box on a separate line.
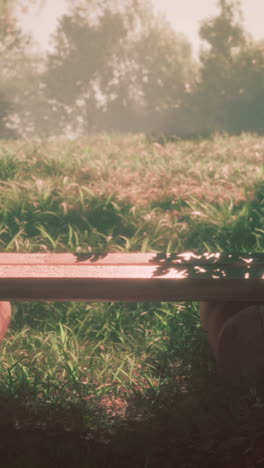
[0, 132, 264, 467]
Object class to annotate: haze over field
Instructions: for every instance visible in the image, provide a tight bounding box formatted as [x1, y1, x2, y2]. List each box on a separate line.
[19, 0, 264, 55]
[2, 0, 264, 138]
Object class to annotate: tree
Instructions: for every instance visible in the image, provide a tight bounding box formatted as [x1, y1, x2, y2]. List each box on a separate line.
[226, 39, 264, 133]
[192, 0, 264, 135]
[166, 0, 264, 137]
[196, 0, 247, 133]
[0, 0, 45, 138]
[199, 0, 246, 58]
[43, 0, 196, 134]
[184, 0, 247, 134]
[0, 0, 20, 137]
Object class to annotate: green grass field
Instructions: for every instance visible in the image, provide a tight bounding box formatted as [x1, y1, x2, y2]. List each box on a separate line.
[0, 133, 264, 467]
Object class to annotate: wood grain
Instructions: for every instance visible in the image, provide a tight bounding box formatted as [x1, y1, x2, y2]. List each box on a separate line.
[0, 253, 262, 301]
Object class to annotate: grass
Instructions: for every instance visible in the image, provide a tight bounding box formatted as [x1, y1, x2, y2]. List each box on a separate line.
[0, 132, 264, 466]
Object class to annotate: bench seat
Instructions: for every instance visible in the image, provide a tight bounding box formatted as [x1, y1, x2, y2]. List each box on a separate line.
[0, 252, 263, 302]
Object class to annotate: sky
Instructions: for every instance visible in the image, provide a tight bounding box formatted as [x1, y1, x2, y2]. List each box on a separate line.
[18, 0, 264, 56]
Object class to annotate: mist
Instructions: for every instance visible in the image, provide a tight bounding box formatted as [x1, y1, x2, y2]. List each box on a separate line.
[1, 0, 264, 139]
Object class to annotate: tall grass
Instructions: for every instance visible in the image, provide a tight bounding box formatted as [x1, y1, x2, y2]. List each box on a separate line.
[0, 133, 264, 466]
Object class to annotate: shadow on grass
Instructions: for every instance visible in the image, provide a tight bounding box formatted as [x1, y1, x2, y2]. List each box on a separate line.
[2, 369, 264, 467]
[0, 394, 111, 468]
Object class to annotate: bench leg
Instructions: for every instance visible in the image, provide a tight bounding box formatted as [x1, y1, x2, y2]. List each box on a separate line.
[0, 302, 11, 343]
[200, 301, 264, 374]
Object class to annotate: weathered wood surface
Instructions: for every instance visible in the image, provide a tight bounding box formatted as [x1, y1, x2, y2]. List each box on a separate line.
[0, 252, 263, 301]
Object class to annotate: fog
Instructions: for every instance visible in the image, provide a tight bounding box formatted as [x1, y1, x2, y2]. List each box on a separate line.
[1, 0, 264, 139]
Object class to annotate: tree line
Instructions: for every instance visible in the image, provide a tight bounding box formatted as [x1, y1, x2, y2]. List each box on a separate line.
[1, 0, 264, 138]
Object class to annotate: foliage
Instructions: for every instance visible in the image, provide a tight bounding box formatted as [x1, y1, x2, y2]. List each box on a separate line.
[181, 0, 264, 136]
[42, 0, 195, 135]
[0, 0, 16, 136]
[0, 0, 37, 138]
[226, 40, 264, 133]
[1, 0, 264, 139]
[199, 0, 246, 57]
[198, 0, 245, 128]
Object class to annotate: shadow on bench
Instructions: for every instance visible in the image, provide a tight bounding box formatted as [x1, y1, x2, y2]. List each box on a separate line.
[0, 252, 263, 374]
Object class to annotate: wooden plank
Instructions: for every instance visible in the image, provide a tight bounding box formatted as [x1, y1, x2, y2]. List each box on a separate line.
[0, 263, 263, 279]
[0, 252, 263, 265]
[0, 277, 263, 301]
[0, 252, 262, 301]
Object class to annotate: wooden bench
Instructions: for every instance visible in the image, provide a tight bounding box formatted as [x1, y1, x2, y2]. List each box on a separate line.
[0, 252, 263, 373]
